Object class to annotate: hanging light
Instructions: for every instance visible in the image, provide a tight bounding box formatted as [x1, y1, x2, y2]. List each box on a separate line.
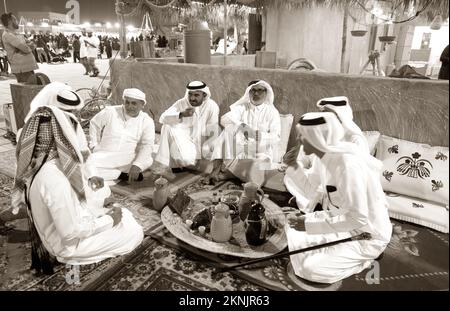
[430, 14, 443, 30]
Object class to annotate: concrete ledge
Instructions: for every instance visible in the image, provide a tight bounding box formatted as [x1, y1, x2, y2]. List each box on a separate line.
[110, 60, 449, 148]
[211, 55, 256, 67]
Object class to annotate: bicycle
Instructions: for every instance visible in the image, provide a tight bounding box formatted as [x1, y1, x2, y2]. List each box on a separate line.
[75, 86, 114, 130]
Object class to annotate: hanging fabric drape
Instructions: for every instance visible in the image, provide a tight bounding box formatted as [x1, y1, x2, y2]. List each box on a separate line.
[115, 0, 144, 17]
[144, 0, 177, 9]
[140, 11, 154, 34]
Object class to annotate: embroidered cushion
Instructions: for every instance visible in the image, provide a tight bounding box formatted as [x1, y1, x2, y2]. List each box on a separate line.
[363, 130, 381, 156]
[385, 192, 449, 233]
[376, 135, 449, 206]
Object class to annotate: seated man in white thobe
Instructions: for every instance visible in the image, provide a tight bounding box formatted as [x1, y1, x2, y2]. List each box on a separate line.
[153, 81, 219, 179]
[11, 106, 143, 274]
[283, 96, 370, 212]
[88, 88, 155, 183]
[285, 112, 392, 284]
[210, 80, 281, 185]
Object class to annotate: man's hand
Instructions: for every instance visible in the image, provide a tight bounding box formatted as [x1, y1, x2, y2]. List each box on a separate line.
[283, 145, 301, 168]
[107, 206, 122, 226]
[88, 176, 104, 191]
[239, 123, 258, 140]
[288, 214, 306, 231]
[128, 165, 142, 183]
[179, 108, 195, 118]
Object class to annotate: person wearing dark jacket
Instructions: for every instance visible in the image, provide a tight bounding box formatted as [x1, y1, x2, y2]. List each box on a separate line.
[438, 45, 449, 80]
[72, 36, 80, 63]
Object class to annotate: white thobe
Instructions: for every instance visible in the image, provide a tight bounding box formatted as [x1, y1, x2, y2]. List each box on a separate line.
[79, 36, 88, 58]
[88, 106, 155, 181]
[284, 133, 369, 212]
[85, 36, 99, 58]
[29, 159, 144, 265]
[155, 98, 219, 168]
[211, 102, 281, 184]
[286, 152, 392, 284]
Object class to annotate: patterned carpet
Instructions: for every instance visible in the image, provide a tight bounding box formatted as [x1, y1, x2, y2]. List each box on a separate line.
[0, 149, 16, 178]
[0, 171, 448, 291]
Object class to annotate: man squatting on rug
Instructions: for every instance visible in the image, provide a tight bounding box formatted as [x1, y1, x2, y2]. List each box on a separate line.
[8, 80, 391, 284]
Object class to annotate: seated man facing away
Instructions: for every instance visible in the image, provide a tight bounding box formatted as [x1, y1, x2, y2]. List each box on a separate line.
[284, 96, 370, 212]
[210, 80, 281, 185]
[153, 81, 219, 179]
[88, 88, 155, 183]
[285, 112, 392, 284]
[24, 81, 111, 210]
[11, 106, 143, 274]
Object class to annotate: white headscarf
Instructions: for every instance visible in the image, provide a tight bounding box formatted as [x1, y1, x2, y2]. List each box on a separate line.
[123, 88, 147, 105]
[298, 112, 382, 172]
[229, 80, 275, 129]
[231, 79, 274, 109]
[316, 96, 368, 152]
[182, 81, 213, 120]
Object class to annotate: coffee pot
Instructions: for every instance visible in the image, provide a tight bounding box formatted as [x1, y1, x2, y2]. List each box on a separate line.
[210, 203, 233, 243]
[238, 182, 264, 221]
[244, 201, 268, 246]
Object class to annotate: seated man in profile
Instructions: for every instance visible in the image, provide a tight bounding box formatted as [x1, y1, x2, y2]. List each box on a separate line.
[209, 80, 281, 185]
[286, 111, 391, 284]
[283, 96, 370, 212]
[88, 88, 155, 183]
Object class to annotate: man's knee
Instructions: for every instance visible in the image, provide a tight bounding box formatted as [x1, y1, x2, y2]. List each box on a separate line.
[297, 254, 345, 284]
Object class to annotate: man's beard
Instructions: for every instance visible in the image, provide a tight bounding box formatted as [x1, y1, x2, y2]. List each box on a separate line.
[13, 24, 19, 30]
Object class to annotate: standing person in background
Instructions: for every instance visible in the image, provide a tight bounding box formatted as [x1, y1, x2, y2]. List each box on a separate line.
[79, 29, 91, 75]
[0, 13, 38, 83]
[85, 30, 100, 77]
[98, 35, 104, 59]
[438, 45, 449, 80]
[35, 35, 49, 63]
[104, 36, 112, 59]
[0, 46, 9, 74]
[72, 35, 80, 63]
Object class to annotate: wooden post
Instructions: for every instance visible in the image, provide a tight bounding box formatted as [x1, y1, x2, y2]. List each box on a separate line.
[115, 0, 128, 59]
[119, 13, 127, 58]
[340, 0, 349, 73]
[223, 0, 227, 65]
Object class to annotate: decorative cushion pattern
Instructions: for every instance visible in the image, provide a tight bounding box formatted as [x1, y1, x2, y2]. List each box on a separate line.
[376, 135, 449, 206]
[385, 192, 449, 233]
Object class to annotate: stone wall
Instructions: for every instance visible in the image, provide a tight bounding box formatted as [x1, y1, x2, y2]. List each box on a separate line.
[110, 60, 449, 148]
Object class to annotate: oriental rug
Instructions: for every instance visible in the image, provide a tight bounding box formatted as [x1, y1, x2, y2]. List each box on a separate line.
[0, 173, 448, 291]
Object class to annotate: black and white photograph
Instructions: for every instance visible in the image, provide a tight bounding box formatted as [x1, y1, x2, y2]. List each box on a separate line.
[0, 0, 448, 297]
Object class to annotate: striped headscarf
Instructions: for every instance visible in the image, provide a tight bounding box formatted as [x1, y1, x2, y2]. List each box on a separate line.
[11, 107, 86, 214]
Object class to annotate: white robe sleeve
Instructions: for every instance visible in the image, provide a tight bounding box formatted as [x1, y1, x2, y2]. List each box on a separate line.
[259, 108, 281, 146]
[221, 104, 245, 127]
[40, 177, 114, 242]
[160, 101, 182, 125]
[305, 163, 369, 234]
[203, 102, 220, 138]
[132, 115, 155, 171]
[89, 108, 110, 150]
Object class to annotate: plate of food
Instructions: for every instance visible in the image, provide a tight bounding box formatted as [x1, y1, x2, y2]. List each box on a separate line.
[160, 189, 288, 258]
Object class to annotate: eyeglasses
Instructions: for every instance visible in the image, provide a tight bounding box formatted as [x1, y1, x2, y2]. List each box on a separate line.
[250, 87, 267, 94]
